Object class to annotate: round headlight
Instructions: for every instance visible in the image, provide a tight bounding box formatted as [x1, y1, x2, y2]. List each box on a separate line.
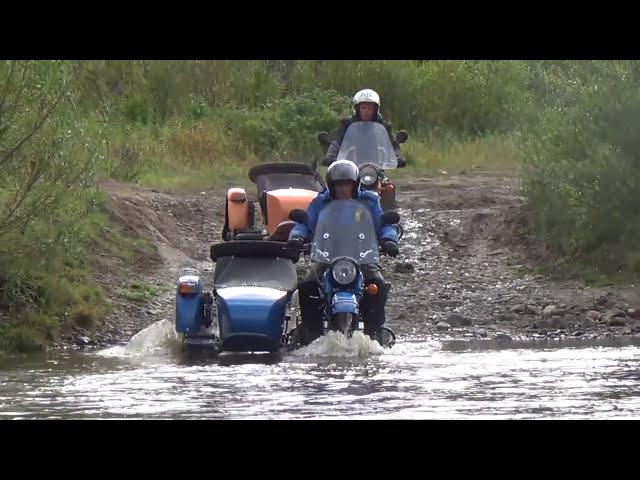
[360, 165, 378, 186]
[332, 259, 357, 285]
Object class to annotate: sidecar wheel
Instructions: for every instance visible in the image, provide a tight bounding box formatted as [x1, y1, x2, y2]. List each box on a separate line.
[376, 327, 396, 348]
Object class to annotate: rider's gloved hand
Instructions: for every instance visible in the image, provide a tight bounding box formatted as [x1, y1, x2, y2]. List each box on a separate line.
[322, 155, 336, 167]
[381, 240, 399, 257]
[397, 157, 407, 168]
[287, 236, 305, 250]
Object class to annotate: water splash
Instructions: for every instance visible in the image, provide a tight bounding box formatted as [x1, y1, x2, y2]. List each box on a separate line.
[97, 319, 181, 357]
[289, 330, 385, 358]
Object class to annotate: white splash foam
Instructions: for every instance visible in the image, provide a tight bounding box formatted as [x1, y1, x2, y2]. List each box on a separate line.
[97, 319, 181, 357]
[289, 330, 385, 358]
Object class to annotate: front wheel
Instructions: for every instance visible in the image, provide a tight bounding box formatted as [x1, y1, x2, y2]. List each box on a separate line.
[331, 312, 355, 336]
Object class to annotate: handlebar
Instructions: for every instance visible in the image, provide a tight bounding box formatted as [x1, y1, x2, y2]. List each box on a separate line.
[287, 243, 399, 258]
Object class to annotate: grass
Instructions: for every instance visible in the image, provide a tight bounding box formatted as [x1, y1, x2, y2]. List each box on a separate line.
[117, 282, 159, 303]
[131, 126, 525, 194]
[0, 325, 47, 353]
[101, 118, 262, 193]
[533, 260, 640, 287]
[0, 202, 157, 353]
[139, 162, 252, 193]
[398, 132, 523, 176]
[0, 271, 112, 353]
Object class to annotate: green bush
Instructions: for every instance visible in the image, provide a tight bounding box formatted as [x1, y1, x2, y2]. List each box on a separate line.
[0, 326, 47, 353]
[217, 89, 350, 161]
[522, 61, 640, 277]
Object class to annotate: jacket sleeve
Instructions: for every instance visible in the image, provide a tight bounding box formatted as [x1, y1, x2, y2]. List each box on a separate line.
[335, 118, 352, 146]
[288, 195, 322, 242]
[326, 141, 339, 158]
[382, 120, 401, 155]
[325, 119, 351, 159]
[363, 191, 399, 243]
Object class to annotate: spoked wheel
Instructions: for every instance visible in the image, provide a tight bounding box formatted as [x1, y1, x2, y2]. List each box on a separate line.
[331, 312, 355, 337]
[376, 327, 396, 348]
[286, 324, 321, 349]
[286, 328, 303, 350]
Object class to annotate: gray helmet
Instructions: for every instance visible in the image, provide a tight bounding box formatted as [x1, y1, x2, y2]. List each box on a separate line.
[326, 160, 359, 198]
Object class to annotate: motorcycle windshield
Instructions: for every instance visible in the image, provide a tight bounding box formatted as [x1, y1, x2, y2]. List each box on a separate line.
[310, 200, 380, 265]
[336, 122, 398, 169]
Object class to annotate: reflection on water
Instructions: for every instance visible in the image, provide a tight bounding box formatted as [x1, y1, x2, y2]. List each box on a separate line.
[1, 322, 640, 419]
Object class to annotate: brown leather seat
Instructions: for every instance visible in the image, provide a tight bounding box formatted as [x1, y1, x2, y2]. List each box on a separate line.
[268, 220, 295, 242]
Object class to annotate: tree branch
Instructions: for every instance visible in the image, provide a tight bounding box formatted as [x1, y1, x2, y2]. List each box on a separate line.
[0, 60, 17, 117]
[0, 92, 64, 167]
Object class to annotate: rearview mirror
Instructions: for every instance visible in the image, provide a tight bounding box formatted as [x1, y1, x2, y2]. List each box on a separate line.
[396, 130, 408, 144]
[289, 209, 309, 225]
[381, 211, 400, 225]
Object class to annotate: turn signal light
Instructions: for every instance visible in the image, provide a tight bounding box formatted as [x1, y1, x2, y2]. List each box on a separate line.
[366, 284, 379, 295]
[179, 282, 198, 296]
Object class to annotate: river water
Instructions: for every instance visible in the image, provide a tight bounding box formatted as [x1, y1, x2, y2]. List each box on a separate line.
[1, 319, 639, 419]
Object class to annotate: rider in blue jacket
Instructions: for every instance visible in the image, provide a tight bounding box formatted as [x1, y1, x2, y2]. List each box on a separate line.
[288, 160, 399, 345]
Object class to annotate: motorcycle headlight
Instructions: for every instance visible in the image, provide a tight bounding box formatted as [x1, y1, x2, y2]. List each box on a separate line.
[360, 165, 378, 187]
[332, 259, 358, 285]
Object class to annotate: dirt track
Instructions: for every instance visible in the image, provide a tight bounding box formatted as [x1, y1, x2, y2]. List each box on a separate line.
[57, 172, 640, 349]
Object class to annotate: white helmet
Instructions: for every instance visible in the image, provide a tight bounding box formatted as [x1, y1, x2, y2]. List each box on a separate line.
[352, 89, 380, 115]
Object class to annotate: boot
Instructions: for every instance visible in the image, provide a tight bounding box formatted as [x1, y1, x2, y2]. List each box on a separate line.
[361, 281, 391, 338]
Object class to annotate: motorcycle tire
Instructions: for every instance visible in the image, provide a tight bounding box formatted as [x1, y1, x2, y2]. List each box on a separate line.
[331, 312, 355, 337]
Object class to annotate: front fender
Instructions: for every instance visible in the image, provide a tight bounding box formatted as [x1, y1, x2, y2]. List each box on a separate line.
[330, 291, 360, 315]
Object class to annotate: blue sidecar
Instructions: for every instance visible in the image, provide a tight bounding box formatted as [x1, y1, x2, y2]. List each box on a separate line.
[175, 241, 299, 353]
